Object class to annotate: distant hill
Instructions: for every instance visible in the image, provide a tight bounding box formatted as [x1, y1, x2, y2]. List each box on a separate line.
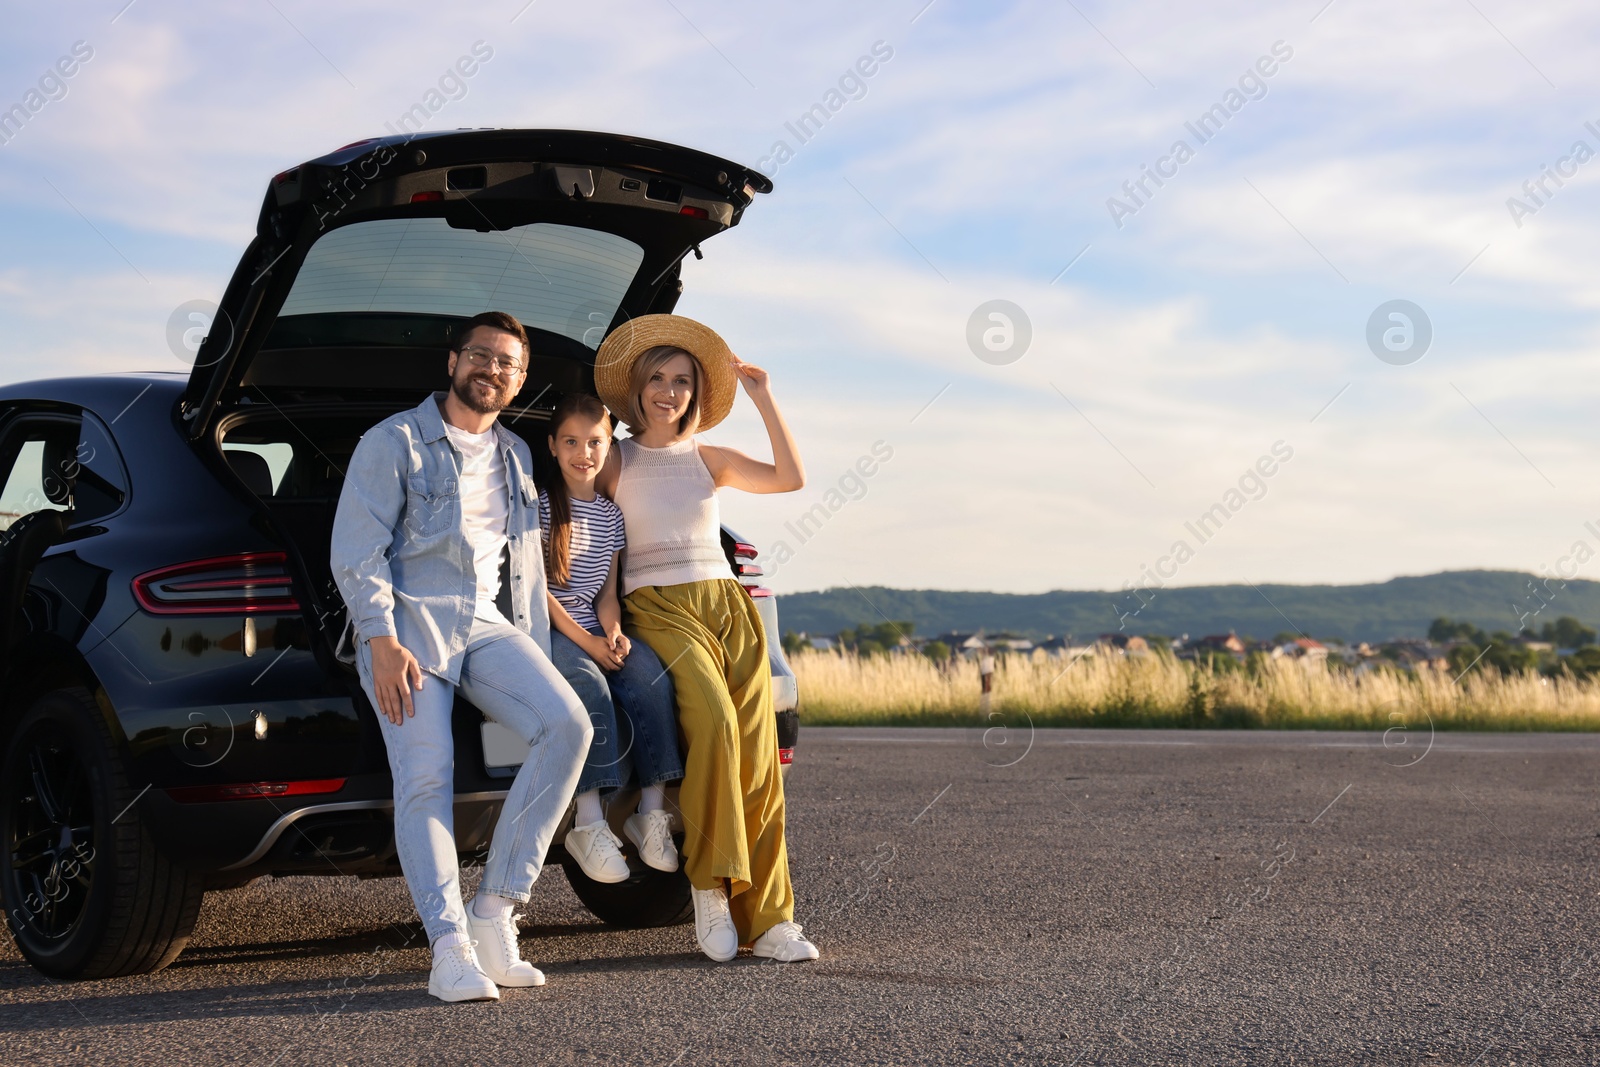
[773, 570, 1595, 644]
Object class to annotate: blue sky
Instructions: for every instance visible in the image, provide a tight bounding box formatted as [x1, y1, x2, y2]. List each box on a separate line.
[3, 1, 1599, 607]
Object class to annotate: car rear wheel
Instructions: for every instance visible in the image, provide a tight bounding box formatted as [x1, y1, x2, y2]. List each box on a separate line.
[563, 833, 693, 928]
[1, 687, 206, 978]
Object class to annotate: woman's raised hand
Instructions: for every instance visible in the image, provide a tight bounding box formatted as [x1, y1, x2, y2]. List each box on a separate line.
[701, 350, 803, 493]
[730, 355, 771, 399]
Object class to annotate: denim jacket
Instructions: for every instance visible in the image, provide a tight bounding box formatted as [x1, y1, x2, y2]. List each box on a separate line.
[330, 392, 552, 683]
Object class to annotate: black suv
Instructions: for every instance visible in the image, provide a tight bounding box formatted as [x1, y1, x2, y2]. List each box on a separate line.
[0, 130, 798, 979]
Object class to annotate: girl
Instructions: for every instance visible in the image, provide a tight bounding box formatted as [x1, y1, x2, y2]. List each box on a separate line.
[541, 393, 684, 883]
[595, 314, 816, 963]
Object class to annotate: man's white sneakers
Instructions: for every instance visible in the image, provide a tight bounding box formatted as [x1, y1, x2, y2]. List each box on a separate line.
[565, 820, 631, 883]
[691, 885, 739, 962]
[465, 905, 546, 987]
[752, 920, 820, 962]
[428, 939, 500, 1003]
[623, 810, 679, 872]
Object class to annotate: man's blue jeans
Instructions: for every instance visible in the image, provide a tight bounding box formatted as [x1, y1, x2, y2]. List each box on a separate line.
[549, 627, 685, 797]
[357, 616, 591, 945]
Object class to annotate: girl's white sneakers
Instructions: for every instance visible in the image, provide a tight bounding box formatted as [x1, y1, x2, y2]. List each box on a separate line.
[624, 810, 679, 872]
[565, 821, 630, 882]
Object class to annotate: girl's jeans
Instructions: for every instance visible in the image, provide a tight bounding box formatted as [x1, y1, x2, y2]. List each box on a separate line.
[549, 626, 685, 798]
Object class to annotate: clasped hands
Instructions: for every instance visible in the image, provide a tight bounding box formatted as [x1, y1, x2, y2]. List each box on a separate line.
[580, 627, 631, 672]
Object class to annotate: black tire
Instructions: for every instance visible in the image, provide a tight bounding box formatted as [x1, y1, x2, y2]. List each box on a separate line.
[0, 687, 206, 978]
[563, 836, 693, 928]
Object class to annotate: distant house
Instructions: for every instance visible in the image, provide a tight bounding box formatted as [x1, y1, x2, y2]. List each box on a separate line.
[1190, 633, 1246, 658]
[1096, 633, 1149, 655]
[808, 636, 836, 651]
[1272, 638, 1328, 662]
[933, 632, 990, 658]
[1318, 640, 1371, 664]
[1036, 635, 1094, 659]
[1380, 639, 1450, 672]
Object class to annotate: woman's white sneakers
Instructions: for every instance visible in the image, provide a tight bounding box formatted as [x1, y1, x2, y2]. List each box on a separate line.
[691, 886, 739, 962]
[565, 820, 630, 882]
[624, 810, 679, 872]
[465, 905, 547, 987]
[752, 920, 820, 962]
[428, 940, 500, 1003]
[691, 887, 820, 963]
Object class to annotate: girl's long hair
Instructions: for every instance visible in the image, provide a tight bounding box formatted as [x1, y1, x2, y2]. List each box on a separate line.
[545, 393, 613, 587]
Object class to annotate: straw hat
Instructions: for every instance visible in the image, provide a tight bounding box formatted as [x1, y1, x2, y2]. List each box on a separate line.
[593, 314, 738, 433]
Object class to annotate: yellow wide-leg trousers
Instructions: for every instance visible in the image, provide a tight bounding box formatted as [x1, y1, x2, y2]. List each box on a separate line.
[623, 579, 793, 943]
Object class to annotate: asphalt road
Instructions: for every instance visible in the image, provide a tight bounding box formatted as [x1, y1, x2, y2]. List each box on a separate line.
[2, 726, 1598, 1066]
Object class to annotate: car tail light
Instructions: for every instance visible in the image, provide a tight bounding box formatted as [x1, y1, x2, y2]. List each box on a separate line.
[679, 205, 709, 219]
[166, 778, 346, 803]
[411, 190, 444, 203]
[133, 552, 301, 615]
[731, 541, 771, 597]
[778, 747, 794, 765]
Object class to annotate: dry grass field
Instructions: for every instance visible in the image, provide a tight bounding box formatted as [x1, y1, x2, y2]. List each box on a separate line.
[789, 648, 1600, 730]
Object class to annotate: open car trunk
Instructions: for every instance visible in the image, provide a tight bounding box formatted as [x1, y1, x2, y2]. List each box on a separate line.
[189, 130, 770, 641]
[183, 129, 770, 433]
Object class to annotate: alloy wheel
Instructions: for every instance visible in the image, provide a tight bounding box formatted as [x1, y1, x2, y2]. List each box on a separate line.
[4, 721, 97, 942]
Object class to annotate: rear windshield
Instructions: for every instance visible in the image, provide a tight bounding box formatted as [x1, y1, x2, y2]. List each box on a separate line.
[278, 219, 644, 349]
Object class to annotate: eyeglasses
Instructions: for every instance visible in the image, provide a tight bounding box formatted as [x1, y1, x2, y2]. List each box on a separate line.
[457, 345, 526, 374]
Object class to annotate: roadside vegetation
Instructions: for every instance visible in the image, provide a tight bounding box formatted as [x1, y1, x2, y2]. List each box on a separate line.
[789, 645, 1600, 731]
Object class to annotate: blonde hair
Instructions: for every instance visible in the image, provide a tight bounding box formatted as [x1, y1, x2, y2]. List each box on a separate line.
[623, 345, 701, 436]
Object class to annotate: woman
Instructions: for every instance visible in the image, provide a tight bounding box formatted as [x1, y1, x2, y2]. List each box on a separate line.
[595, 315, 817, 963]
[540, 393, 684, 882]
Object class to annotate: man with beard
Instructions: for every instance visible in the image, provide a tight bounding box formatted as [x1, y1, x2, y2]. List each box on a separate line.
[331, 311, 591, 1003]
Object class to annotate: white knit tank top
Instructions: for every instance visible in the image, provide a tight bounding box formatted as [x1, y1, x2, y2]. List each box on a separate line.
[614, 436, 727, 596]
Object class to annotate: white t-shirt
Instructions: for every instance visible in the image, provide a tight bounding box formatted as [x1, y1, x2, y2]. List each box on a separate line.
[444, 422, 509, 622]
